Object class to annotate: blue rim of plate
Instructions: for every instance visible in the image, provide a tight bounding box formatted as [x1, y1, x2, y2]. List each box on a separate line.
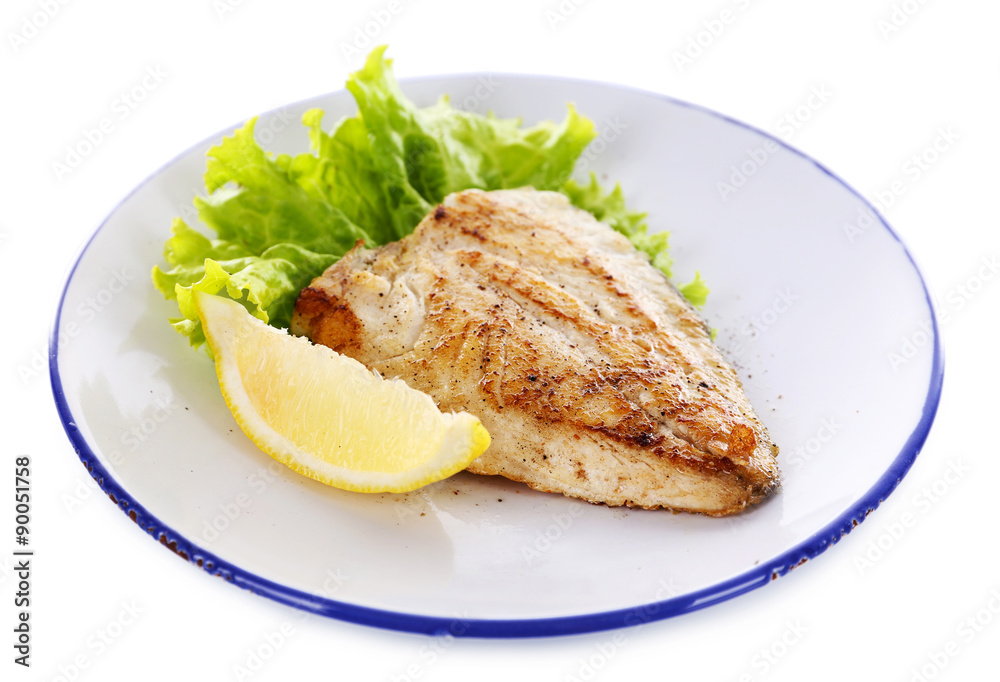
[49, 73, 945, 638]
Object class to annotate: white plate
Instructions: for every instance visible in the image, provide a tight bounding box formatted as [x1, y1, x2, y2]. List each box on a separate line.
[51, 74, 943, 637]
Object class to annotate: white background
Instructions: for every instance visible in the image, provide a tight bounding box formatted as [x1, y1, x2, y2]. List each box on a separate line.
[2, 0, 998, 680]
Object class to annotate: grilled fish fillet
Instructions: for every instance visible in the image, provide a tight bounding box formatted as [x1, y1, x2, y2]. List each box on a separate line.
[291, 188, 778, 515]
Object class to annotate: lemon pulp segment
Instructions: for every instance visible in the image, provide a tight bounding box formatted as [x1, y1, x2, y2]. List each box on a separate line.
[195, 291, 490, 493]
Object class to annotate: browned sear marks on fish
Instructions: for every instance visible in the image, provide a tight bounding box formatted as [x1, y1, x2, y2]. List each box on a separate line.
[291, 189, 779, 515]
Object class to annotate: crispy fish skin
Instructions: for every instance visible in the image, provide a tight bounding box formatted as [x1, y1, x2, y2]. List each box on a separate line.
[291, 189, 779, 515]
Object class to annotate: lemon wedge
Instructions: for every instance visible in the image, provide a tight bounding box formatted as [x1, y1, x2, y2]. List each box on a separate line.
[194, 291, 490, 493]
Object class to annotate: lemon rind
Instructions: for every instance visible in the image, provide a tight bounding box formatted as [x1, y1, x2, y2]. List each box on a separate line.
[195, 291, 490, 493]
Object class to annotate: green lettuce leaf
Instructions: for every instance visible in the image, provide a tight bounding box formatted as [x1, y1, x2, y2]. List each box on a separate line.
[561, 174, 709, 307]
[152, 45, 706, 350]
[678, 271, 710, 309]
[341, 45, 596, 236]
[151, 116, 368, 346]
